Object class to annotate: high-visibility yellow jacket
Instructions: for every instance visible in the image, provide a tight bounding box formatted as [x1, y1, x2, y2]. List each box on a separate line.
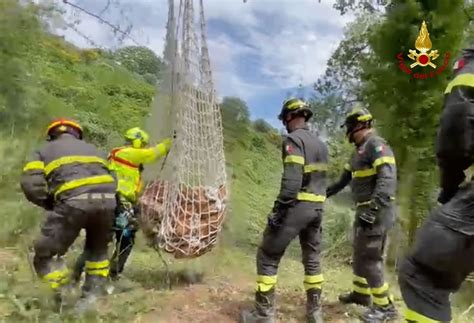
[107, 140, 170, 203]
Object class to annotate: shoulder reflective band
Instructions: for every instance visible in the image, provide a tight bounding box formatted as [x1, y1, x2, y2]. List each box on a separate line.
[444, 73, 474, 94]
[352, 168, 377, 178]
[54, 174, 115, 198]
[284, 155, 305, 165]
[344, 163, 351, 171]
[23, 161, 45, 172]
[296, 192, 326, 202]
[109, 148, 139, 169]
[304, 163, 328, 173]
[373, 156, 396, 168]
[44, 156, 108, 176]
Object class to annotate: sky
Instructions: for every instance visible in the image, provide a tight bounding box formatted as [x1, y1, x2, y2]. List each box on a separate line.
[51, 0, 355, 127]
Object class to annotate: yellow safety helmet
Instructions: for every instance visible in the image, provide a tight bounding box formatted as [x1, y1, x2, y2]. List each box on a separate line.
[278, 97, 313, 122]
[341, 104, 373, 142]
[343, 105, 373, 126]
[46, 118, 83, 140]
[124, 127, 150, 148]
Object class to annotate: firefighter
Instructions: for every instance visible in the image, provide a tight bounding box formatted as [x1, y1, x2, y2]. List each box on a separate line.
[398, 45, 474, 322]
[73, 127, 172, 282]
[326, 106, 398, 322]
[240, 98, 328, 323]
[20, 118, 117, 301]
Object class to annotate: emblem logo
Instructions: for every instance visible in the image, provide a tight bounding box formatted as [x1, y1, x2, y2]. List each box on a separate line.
[407, 21, 439, 69]
[397, 20, 450, 79]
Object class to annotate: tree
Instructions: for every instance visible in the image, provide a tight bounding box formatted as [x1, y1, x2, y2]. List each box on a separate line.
[220, 97, 251, 150]
[253, 119, 273, 134]
[333, 0, 389, 15]
[113, 46, 163, 78]
[310, 13, 380, 137]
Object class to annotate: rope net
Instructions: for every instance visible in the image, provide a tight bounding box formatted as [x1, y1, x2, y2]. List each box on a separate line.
[139, 0, 228, 259]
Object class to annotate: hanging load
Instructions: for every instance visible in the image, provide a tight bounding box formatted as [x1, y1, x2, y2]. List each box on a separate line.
[138, 0, 228, 259]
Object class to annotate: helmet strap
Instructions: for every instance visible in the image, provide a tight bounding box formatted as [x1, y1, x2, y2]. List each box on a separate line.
[347, 122, 370, 143]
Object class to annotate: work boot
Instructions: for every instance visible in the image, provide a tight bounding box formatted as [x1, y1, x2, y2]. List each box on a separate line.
[361, 302, 399, 323]
[338, 291, 371, 307]
[82, 275, 110, 298]
[306, 288, 323, 323]
[239, 289, 275, 323]
[75, 275, 108, 314]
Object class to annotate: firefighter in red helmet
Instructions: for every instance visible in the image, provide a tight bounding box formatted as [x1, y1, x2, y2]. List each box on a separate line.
[20, 118, 117, 305]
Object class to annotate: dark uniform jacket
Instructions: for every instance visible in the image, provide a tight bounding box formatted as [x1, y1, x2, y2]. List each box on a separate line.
[20, 133, 117, 208]
[434, 51, 474, 234]
[436, 53, 474, 204]
[277, 126, 328, 209]
[328, 132, 397, 223]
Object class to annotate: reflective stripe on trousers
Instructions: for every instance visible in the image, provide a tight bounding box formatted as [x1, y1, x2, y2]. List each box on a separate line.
[256, 275, 277, 292]
[85, 259, 110, 277]
[304, 274, 324, 290]
[43, 267, 70, 290]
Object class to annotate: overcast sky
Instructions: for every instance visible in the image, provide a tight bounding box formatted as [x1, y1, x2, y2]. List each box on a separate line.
[52, 0, 355, 127]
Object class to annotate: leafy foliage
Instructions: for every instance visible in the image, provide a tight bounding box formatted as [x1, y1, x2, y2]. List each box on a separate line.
[113, 46, 164, 82]
[253, 118, 273, 134]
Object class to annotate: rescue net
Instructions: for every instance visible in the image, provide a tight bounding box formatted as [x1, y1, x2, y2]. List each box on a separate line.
[139, 0, 228, 259]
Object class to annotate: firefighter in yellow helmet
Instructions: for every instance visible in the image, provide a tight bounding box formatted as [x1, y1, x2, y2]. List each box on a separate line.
[240, 98, 328, 323]
[326, 105, 398, 322]
[73, 127, 172, 282]
[108, 127, 172, 278]
[20, 118, 117, 304]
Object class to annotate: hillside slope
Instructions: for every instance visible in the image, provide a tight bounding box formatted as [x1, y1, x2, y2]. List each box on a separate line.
[0, 1, 472, 322]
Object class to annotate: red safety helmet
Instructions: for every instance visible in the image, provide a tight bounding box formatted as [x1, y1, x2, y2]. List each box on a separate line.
[46, 118, 83, 140]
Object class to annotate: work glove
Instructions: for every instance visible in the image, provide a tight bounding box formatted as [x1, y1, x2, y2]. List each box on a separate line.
[267, 200, 293, 230]
[162, 137, 173, 152]
[326, 186, 336, 198]
[44, 195, 55, 211]
[358, 206, 378, 230]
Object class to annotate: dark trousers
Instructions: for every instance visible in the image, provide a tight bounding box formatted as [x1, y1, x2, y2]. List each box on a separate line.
[256, 202, 323, 291]
[34, 196, 115, 289]
[350, 206, 393, 306]
[73, 199, 138, 280]
[110, 228, 136, 277]
[398, 185, 474, 321]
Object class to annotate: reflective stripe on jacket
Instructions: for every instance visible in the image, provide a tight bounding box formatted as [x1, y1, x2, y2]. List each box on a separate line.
[347, 133, 397, 206]
[107, 142, 169, 202]
[20, 133, 116, 205]
[278, 126, 328, 206]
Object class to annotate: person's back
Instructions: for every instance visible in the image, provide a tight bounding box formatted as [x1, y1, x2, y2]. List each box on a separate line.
[20, 119, 117, 305]
[286, 128, 328, 206]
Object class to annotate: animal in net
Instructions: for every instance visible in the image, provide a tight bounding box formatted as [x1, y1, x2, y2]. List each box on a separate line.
[139, 0, 228, 259]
